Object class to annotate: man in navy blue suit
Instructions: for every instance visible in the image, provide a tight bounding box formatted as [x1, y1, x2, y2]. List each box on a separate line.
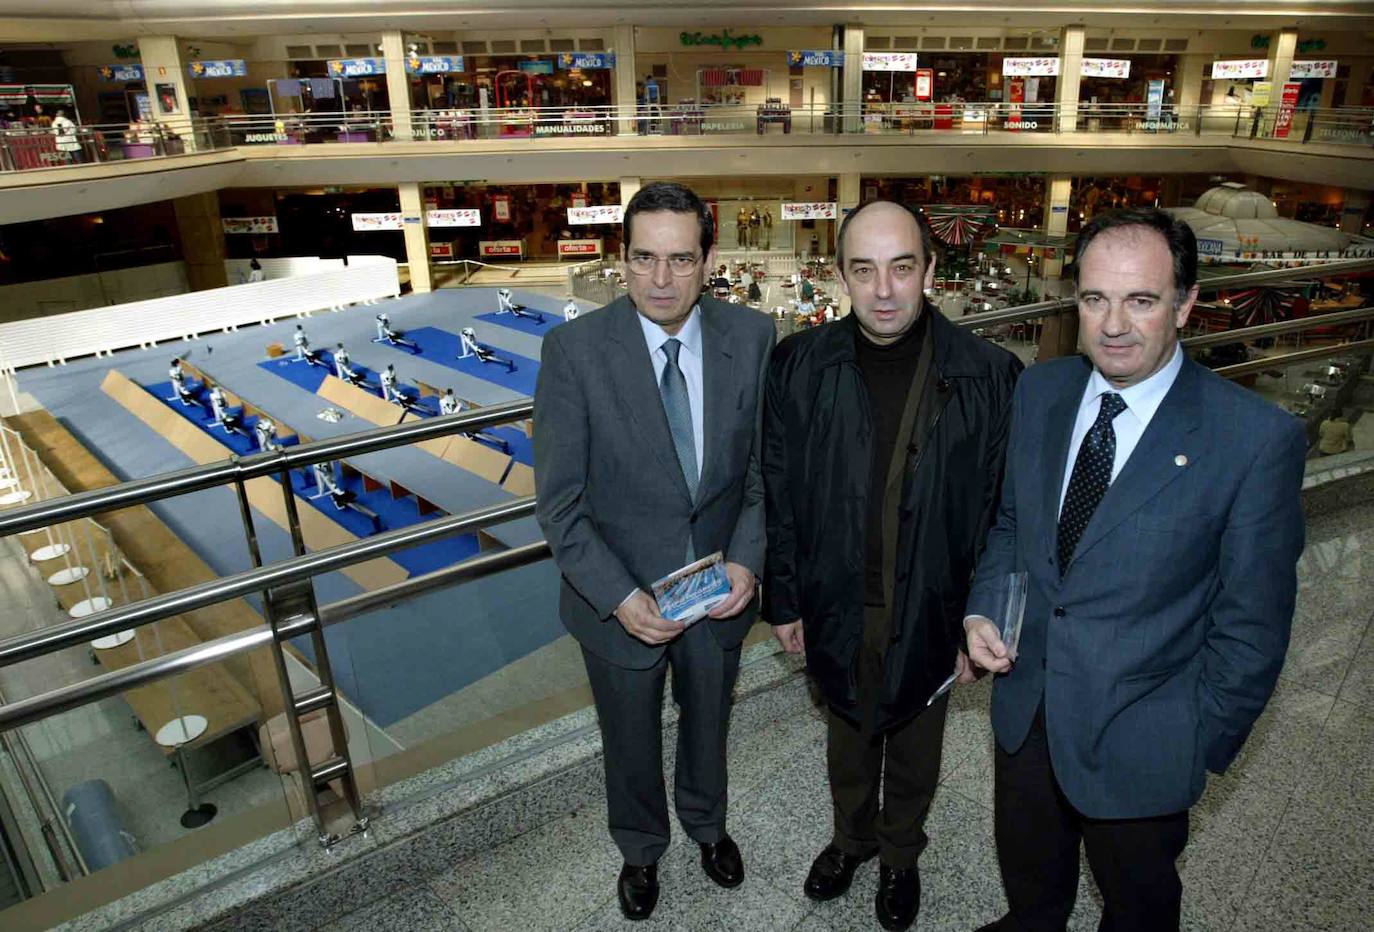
[964, 207, 1306, 932]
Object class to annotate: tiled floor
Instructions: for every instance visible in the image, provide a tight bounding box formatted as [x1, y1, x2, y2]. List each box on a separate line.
[313, 502, 1374, 932]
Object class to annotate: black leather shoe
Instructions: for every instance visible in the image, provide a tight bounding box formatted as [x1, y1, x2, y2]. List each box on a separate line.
[876, 863, 920, 931]
[803, 844, 875, 901]
[699, 835, 744, 888]
[617, 862, 659, 921]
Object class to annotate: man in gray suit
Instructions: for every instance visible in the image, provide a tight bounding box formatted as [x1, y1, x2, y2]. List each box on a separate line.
[534, 181, 775, 921]
[964, 207, 1306, 932]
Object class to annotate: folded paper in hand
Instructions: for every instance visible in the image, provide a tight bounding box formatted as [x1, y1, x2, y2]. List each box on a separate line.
[652, 551, 732, 625]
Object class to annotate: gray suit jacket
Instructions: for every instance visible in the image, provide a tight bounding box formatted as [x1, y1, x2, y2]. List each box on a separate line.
[534, 295, 776, 669]
[967, 354, 1306, 819]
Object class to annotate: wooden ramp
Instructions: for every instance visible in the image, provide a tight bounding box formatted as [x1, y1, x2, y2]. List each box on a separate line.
[100, 369, 408, 592]
[317, 375, 535, 496]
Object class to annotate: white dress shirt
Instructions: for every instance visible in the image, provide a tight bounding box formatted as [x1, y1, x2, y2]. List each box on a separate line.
[637, 306, 705, 482]
[1058, 342, 1184, 516]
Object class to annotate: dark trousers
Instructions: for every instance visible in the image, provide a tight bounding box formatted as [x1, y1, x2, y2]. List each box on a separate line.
[581, 619, 742, 867]
[994, 707, 1190, 932]
[826, 606, 950, 869]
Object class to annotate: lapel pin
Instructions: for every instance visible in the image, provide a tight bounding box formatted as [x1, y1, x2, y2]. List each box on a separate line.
[1174, 454, 1188, 467]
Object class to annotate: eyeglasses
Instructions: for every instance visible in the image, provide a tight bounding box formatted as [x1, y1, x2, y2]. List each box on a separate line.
[625, 253, 702, 277]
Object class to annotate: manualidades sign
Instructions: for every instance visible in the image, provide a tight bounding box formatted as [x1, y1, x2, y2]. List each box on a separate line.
[681, 30, 763, 51]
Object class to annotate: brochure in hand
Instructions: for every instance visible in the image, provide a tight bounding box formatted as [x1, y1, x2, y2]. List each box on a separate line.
[652, 551, 732, 625]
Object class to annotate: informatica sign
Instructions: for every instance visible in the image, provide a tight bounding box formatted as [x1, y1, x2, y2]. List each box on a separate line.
[426, 208, 482, 227]
[1290, 60, 1338, 79]
[328, 58, 386, 78]
[780, 202, 838, 221]
[568, 204, 625, 225]
[189, 60, 248, 79]
[559, 52, 616, 70]
[406, 56, 465, 74]
[98, 64, 144, 82]
[1211, 59, 1268, 80]
[787, 50, 844, 68]
[862, 52, 919, 72]
[1003, 57, 1060, 77]
[1080, 58, 1131, 79]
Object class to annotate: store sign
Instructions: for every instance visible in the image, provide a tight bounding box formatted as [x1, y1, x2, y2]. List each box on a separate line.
[221, 216, 279, 234]
[680, 30, 763, 51]
[780, 202, 837, 221]
[328, 58, 386, 77]
[1080, 58, 1130, 79]
[787, 50, 844, 68]
[1197, 238, 1224, 257]
[351, 212, 404, 231]
[407, 56, 465, 74]
[568, 204, 625, 225]
[533, 118, 610, 136]
[479, 240, 525, 258]
[1290, 60, 1337, 79]
[1003, 57, 1060, 77]
[426, 209, 482, 227]
[1211, 59, 1268, 80]
[98, 64, 144, 82]
[862, 52, 919, 73]
[559, 52, 616, 70]
[189, 59, 248, 79]
[518, 60, 554, 75]
[558, 239, 604, 257]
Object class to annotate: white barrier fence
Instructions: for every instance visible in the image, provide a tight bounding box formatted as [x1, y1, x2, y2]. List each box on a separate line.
[0, 258, 400, 369]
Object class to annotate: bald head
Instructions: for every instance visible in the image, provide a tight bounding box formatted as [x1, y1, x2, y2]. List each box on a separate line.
[836, 200, 934, 274]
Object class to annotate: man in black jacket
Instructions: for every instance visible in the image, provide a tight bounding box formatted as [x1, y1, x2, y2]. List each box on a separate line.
[763, 201, 1021, 931]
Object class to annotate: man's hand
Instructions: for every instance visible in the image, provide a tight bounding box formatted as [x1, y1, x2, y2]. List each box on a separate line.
[773, 620, 804, 654]
[965, 615, 1012, 674]
[615, 591, 686, 646]
[707, 562, 757, 619]
[955, 649, 979, 683]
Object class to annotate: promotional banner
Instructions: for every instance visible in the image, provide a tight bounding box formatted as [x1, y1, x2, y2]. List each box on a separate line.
[1003, 57, 1060, 77]
[351, 212, 404, 231]
[862, 52, 919, 72]
[915, 68, 933, 101]
[492, 195, 512, 222]
[1251, 82, 1273, 107]
[780, 202, 838, 221]
[426, 208, 481, 227]
[98, 64, 144, 82]
[787, 50, 844, 68]
[189, 60, 248, 79]
[1290, 60, 1337, 79]
[221, 216, 279, 234]
[479, 240, 525, 258]
[1211, 59, 1268, 80]
[1146, 79, 1165, 120]
[430, 242, 457, 259]
[558, 239, 604, 257]
[559, 52, 616, 70]
[406, 56, 465, 74]
[1080, 58, 1131, 79]
[328, 58, 386, 77]
[568, 204, 625, 225]
[1274, 82, 1301, 138]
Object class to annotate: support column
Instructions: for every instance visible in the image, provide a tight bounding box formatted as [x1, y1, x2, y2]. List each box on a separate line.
[618, 176, 641, 211]
[381, 30, 413, 141]
[173, 193, 229, 292]
[1175, 54, 1208, 123]
[138, 36, 195, 148]
[1160, 176, 1185, 208]
[1343, 59, 1373, 107]
[1056, 25, 1085, 132]
[399, 183, 432, 293]
[841, 26, 864, 134]
[1265, 28, 1298, 106]
[1340, 190, 1370, 235]
[613, 25, 638, 135]
[1041, 175, 1072, 279]
[835, 173, 862, 317]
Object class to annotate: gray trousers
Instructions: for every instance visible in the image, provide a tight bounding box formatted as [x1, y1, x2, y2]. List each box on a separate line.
[582, 619, 742, 866]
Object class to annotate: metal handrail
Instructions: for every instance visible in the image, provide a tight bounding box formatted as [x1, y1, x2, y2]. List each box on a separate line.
[1182, 305, 1374, 349]
[1212, 337, 1374, 379]
[0, 400, 533, 536]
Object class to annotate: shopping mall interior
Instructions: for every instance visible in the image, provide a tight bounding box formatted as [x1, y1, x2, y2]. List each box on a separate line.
[0, 1, 1372, 930]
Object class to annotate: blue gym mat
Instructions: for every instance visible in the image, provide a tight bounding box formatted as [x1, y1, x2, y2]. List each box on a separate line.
[474, 310, 564, 337]
[395, 327, 541, 396]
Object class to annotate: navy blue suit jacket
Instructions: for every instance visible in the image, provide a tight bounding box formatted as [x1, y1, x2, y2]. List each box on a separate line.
[967, 353, 1306, 819]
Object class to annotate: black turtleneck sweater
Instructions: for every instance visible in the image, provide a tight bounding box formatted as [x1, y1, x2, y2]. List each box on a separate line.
[854, 313, 928, 608]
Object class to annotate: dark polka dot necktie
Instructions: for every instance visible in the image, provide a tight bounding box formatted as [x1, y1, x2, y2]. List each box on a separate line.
[1056, 392, 1127, 577]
